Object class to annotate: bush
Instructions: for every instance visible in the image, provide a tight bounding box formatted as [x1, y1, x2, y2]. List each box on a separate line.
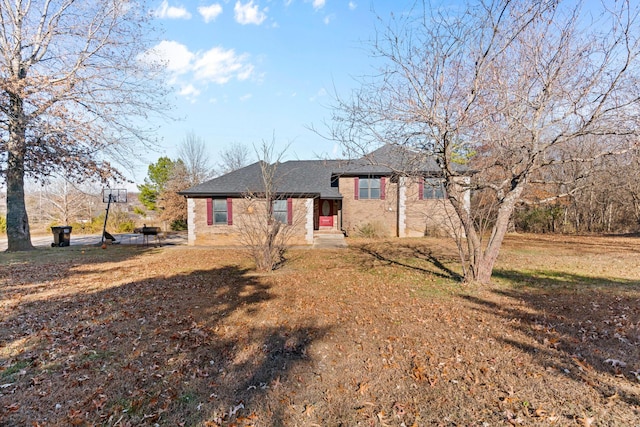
[170, 219, 187, 231]
[514, 205, 565, 233]
[356, 221, 385, 238]
[116, 219, 136, 233]
[0, 215, 6, 234]
[133, 206, 146, 217]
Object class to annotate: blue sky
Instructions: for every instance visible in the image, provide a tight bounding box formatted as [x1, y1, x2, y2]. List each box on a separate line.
[138, 0, 397, 183]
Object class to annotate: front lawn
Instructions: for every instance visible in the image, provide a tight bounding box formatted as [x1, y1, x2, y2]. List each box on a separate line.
[1, 234, 638, 425]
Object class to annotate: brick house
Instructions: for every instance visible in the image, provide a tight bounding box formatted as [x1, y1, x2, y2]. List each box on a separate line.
[179, 145, 468, 246]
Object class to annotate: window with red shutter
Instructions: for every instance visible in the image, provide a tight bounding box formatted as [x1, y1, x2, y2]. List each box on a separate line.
[354, 177, 359, 200]
[226, 198, 233, 225]
[206, 198, 213, 225]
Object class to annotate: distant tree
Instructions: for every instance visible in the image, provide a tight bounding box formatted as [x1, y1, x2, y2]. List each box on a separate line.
[330, 0, 640, 283]
[138, 157, 176, 211]
[218, 142, 251, 174]
[158, 161, 190, 230]
[40, 178, 96, 225]
[0, 0, 170, 251]
[177, 132, 215, 185]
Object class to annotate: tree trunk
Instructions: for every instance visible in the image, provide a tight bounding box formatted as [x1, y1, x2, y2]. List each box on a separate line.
[6, 91, 34, 251]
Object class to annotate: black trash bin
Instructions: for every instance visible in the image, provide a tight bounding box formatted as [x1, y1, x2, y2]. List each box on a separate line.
[51, 226, 72, 247]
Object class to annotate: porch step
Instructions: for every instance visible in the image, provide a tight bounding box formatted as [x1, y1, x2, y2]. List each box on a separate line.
[312, 233, 347, 249]
[314, 228, 344, 235]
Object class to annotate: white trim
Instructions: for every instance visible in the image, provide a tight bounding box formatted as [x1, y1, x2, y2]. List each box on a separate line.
[398, 176, 406, 237]
[305, 198, 314, 244]
[187, 198, 196, 246]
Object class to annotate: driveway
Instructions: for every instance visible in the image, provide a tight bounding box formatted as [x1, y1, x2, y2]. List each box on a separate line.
[0, 232, 187, 251]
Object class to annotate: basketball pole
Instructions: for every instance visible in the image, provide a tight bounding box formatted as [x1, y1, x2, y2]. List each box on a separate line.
[101, 193, 113, 244]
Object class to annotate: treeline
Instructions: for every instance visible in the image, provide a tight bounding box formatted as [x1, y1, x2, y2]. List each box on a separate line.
[509, 152, 640, 234]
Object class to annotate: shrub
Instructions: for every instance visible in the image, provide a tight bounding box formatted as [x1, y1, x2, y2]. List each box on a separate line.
[0, 215, 6, 234]
[356, 221, 385, 238]
[116, 219, 136, 233]
[170, 219, 187, 231]
[133, 206, 146, 217]
[514, 205, 565, 233]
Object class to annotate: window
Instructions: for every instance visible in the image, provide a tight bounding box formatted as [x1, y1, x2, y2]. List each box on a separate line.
[420, 178, 445, 200]
[207, 198, 233, 225]
[270, 198, 293, 224]
[272, 199, 288, 223]
[355, 176, 385, 200]
[213, 199, 228, 224]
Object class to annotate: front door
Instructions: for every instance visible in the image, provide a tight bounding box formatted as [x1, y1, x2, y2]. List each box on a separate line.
[318, 199, 333, 227]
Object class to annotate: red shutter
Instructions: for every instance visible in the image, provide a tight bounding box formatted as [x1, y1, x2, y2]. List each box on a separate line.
[206, 198, 213, 225]
[380, 177, 386, 200]
[354, 177, 359, 200]
[418, 178, 424, 200]
[287, 198, 293, 225]
[227, 198, 233, 225]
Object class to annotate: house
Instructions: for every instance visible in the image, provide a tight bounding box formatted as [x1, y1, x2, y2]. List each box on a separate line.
[179, 144, 468, 246]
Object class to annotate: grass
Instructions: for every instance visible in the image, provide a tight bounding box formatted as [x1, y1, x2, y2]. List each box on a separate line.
[0, 233, 639, 426]
[0, 360, 30, 382]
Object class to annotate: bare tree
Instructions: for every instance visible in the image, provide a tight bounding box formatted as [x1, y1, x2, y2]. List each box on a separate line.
[330, 0, 640, 283]
[177, 132, 215, 186]
[0, 0, 170, 251]
[40, 178, 97, 225]
[218, 142, 251, 175]
[236, 140, 302, 271]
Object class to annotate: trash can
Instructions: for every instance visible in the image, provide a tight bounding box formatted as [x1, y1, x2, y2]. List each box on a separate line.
[51, 226, 72, 247]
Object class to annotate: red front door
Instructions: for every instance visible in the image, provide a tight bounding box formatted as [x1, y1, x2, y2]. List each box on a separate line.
[319, 199, 333, 227]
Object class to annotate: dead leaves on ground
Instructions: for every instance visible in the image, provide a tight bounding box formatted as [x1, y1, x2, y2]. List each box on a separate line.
[1, 241, 640, 425]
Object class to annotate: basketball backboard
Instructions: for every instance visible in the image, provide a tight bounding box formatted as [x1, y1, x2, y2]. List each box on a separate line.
[102, 188, 127, 203]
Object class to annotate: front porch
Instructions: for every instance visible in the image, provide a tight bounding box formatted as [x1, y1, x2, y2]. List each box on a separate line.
[314, 198, 342, 232]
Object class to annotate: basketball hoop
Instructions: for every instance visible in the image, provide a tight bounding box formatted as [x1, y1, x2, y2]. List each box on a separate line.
[102, 188, 127, 204]
[100, 188, 127, 244]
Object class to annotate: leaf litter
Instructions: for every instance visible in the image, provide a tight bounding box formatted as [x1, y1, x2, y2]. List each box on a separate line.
[0, 234, 639, 425]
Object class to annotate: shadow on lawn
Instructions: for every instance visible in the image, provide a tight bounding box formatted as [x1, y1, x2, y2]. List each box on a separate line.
[355, 242, 462, 281]
[0, 245, 157, 287]
[460, 269, 640, 407]
[0, 264, 328, 426]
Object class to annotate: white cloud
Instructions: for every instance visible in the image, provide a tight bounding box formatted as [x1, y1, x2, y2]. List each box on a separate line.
[193, 47, 254, 84]
[154, 0, 192, 19]
[312, 0, 325, 10]
[198, 3, 223, 23]
[239, 93, 253, 101]
[144, 40, 194, 74]
[234, 1, 267, 25]
[144, 41, 255, 100]
[323, 14, 334, 25]
[348, 1, 357, 11]
[180, 84, 201, 98]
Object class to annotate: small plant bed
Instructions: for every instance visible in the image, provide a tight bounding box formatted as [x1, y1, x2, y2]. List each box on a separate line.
[0, 234, 639, 425]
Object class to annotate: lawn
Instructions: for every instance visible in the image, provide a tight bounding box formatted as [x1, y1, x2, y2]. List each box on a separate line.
[0, 234, 639, 426]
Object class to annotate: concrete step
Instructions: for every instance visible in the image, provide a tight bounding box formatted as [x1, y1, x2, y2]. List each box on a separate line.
[312, 233, 347, 248]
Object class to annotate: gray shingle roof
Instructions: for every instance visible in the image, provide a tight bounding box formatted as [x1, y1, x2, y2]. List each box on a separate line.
[337, 144, 443, 175]
[179, 159, 344, 199]
[180, 144, 464, 198]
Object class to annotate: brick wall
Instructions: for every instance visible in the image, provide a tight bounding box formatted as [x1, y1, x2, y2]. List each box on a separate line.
[188, 197, 312, 246]
[340, 176, 398, 237]
[340, 176, 463, 238]
[402, 177, 459, 237]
